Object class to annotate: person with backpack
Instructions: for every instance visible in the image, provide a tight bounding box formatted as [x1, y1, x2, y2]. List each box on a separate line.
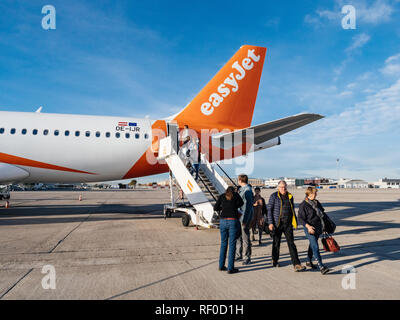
[298, 186, 331, 275]
[214, 186, 244, 274]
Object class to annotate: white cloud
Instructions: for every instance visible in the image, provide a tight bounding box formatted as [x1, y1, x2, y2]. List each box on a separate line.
[385, 53, 400, 64]
[347, 82, 357, 89]
[345, 33, 371, 53]
[357, 0, 395, 23]
[267, 77, 400, 180]
[338, 90, 353, 97]
[381, 63, 400, 75]
[314, 79, 400, 141]
[381, 52, 400, 75]
[334, 33, 370, 81]
[305, 0, 396, 26]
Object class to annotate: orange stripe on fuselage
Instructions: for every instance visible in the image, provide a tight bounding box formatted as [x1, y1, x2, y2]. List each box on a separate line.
[0, 152, 96, 175]
[122, 120, 169, 179]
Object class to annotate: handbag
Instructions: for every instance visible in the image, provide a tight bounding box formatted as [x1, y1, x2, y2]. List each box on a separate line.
[321, 232, 340, 252]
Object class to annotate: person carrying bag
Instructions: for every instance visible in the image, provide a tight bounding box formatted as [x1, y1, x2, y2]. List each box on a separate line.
[304, 190, 340, 253]
[298, 187, 333, 275]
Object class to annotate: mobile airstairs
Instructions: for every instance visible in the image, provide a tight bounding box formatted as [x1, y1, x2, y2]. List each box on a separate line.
[157, 123, 237, 229]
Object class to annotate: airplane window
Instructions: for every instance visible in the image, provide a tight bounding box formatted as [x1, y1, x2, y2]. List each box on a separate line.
[135, 133, 140, 139]
[125, 133, 130, 139]
[96, 131, 100, 138]
[33, 129, 38, 135]
[0, 128, 4, 134]
[11, 128, 16, 134]
[65, 130, 70, 136]
[85, 131, 90, 137]
[43, 129, 49, 135]
[105, 132, 110, 138]
[75, 131, 80, 137]
[54, 130, 59, 136]
[22, 129, 27, 135]
[115, 132, 120, 138]
[144, 133, 149, 139]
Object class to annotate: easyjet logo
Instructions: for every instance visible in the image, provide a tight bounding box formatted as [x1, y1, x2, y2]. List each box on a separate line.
[201, 49, 261, 116]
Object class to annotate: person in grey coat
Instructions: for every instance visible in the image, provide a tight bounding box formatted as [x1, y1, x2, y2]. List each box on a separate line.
[235, 174, 254, 265]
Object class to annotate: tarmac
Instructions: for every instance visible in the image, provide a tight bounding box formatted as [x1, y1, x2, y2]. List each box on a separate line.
[0, 188, 399, 300]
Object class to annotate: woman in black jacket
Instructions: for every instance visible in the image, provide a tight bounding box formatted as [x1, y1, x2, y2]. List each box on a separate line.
[298, 187, 330, 275]
[214, 186, 244, 274]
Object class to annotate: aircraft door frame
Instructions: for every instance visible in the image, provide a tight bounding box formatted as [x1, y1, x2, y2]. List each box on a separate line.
[167, 122, 179, 154]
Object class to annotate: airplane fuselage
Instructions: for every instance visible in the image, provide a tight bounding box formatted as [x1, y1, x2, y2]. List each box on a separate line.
[0, 111, 161, 183]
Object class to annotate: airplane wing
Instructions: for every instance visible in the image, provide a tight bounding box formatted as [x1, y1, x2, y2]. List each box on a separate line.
[211, 113, 324, 150]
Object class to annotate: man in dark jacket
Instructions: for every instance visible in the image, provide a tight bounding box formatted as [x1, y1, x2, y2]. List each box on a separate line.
[235, 174, 254, 265]
[267, 180, 305, 272]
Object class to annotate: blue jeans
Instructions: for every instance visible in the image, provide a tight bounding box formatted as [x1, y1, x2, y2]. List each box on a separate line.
[303, 226, 324, 268]
[219, 219, 241, 270]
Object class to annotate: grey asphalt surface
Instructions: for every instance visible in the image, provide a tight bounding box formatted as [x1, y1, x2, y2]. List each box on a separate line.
[0, 188, 399, 300]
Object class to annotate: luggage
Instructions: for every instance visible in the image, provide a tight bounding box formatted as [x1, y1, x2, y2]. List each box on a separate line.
[321, 233, 340, 252]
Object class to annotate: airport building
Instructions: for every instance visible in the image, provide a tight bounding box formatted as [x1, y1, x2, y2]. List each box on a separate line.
[264, 177, 296, 188]
[222, 177, 265, 187]
[338, 179, 369, 189]
[303, 177, 330, 185]
[374, 178, 400, 189]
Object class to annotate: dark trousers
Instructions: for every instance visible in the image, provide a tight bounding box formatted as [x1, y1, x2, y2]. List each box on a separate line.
[251, 226, 263, 241]
[192, 163, 200, 181]
[272, 221, 301, 266]
[219, 219, 241, 270]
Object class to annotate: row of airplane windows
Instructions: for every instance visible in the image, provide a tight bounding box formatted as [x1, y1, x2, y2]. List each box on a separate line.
[0, 127, 149, 139]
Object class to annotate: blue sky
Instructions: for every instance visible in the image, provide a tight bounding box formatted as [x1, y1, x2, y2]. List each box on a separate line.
[0, 0, 399, 183]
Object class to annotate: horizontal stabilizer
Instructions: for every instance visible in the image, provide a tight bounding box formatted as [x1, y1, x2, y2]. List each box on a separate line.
[212, 113, 324, 149]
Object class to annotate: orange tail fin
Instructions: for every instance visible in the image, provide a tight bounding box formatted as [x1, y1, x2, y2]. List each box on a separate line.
[173, 45, 267, 131]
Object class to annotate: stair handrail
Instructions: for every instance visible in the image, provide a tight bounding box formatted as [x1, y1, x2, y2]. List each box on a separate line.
[198, 145, 238, 187]
[196, 171, 218, 202]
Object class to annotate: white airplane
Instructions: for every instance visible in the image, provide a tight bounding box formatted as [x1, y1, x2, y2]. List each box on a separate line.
[0, 45, 323, 186]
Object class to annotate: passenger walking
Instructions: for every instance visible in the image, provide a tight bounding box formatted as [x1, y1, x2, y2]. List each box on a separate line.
[267, 180, 306, 272]
[250, 187, 266, 245]
[214, 186, 244, 274]
[298, 187, 331, 275]
[189, 139, 201, 181]
[181, 124, 191, 146]
[235, 174, 254, 265]
[179, 124, 191, 163]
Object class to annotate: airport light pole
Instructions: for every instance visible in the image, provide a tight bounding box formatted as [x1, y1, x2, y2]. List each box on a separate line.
[336, 158, 340, 184]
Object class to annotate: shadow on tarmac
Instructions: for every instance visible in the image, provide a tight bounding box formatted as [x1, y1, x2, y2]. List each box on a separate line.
[0, 203, 173, 226]
[1, 198, 400, 275]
